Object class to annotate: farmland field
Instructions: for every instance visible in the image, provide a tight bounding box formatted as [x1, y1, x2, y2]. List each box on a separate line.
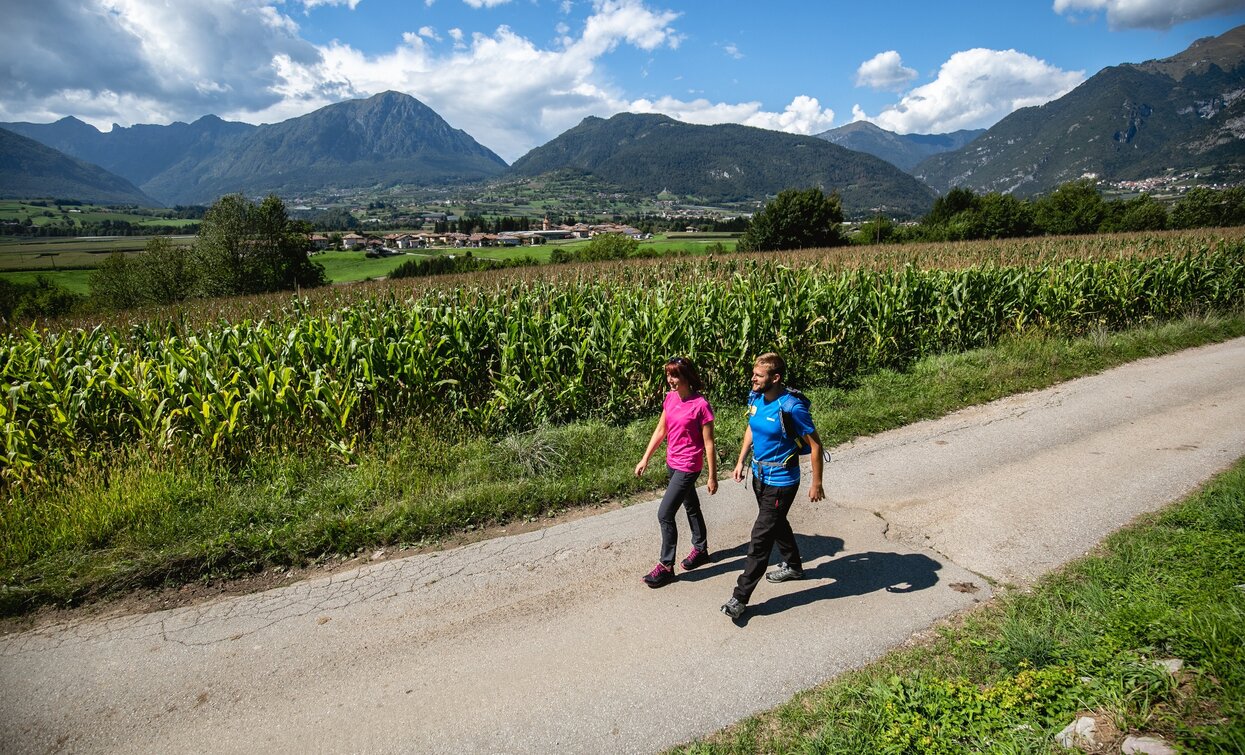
[0, 235, 195, 271]
[0, 269, 93, 294]
[0, 201, 198, 230]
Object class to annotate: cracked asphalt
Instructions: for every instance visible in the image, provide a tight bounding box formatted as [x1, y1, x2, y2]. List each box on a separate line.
[3, 338, 1244, 754]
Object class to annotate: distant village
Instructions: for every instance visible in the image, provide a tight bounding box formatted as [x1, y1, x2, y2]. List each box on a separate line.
[308, 218, 649, 253]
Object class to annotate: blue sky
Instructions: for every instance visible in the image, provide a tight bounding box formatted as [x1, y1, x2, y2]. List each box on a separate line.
[5, 0, 1245, 161]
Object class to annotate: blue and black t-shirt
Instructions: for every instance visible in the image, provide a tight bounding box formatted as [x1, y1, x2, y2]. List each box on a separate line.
[748, 389, 815, 487]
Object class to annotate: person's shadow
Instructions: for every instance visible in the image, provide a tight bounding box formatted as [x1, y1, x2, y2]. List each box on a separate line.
[687, 534, 943, 626]
[677, 533, 845, 583]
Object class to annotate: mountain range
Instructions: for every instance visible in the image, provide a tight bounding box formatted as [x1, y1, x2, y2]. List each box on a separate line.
[508, 113, 937, 216]
[3, 25, 1245, 210]
[914, 25, 1245, 195]
[815, 121, 985, 172]
[3, 92, 508, 205]
[0, 127, 157, 205]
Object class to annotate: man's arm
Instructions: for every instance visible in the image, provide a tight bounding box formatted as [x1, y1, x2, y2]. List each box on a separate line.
[804, 430, 824, 502]
[732, 425, 753, 483]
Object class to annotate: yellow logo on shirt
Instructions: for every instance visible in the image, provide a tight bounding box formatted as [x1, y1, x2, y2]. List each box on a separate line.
[748, 405, 757, 416]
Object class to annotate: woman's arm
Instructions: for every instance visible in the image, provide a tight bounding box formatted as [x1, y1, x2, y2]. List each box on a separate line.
[702, 420, 718, 494]
[634, 410, 668, 477]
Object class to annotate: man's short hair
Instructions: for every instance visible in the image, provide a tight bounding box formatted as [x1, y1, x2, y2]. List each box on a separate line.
[755, 352, 785, 379]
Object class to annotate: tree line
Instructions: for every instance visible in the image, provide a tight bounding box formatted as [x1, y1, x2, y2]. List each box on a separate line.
[733, 182, 1245, 252]
[855, 181, 1245, 245]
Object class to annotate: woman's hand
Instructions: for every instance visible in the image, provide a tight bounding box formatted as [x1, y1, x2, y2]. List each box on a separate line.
[707, 478, 718, 495]
[634, 460, 647, 477]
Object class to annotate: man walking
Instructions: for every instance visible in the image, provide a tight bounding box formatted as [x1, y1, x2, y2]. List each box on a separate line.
[722, 353, 824, 620]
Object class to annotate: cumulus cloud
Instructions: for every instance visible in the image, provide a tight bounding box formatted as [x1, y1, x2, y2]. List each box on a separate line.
[854, 48, 1083, 134]
[418, 26, 441, 41]
[723, 43, 743, 59]
[1053, 0, 1244, 30]
[629, 94, 834, 134]
[855, 51, 918, 91]
[0, 0, 321, 126]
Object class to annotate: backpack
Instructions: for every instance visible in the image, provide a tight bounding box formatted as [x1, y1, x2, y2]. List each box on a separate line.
[775, 388, 830, 463]
[778, 388, 813, 455]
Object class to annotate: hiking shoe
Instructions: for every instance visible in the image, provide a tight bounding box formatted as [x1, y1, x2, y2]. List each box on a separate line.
[642, 562, 677, 588]
[765, 563, 805, 583]
[720, 597, 745, 619]
[680, 547, 711, 570]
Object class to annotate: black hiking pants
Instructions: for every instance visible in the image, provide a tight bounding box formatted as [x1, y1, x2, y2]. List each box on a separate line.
[657, 466, 707, 566]
[732, 477, 801, 604]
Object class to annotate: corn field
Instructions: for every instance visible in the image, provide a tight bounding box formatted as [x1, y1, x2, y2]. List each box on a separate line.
[4, 241, 1245, 488]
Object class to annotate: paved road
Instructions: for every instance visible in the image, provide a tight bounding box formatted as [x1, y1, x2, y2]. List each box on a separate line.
[3, 338, 1244, 754]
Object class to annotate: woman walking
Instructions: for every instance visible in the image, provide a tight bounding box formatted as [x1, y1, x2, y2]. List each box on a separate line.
[635, 357, 717, 588]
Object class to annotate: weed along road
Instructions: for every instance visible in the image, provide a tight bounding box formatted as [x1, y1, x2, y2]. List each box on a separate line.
[3, 338, 1244, 754]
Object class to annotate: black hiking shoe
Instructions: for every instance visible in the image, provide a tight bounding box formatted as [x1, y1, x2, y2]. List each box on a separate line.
[642, 562, 677, 588]
[720, 597, 745, 619]
[680, 547, 711, 570]
[765, 563, 804, 583]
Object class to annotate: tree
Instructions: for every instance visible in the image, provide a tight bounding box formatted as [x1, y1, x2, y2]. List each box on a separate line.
[1101, 194, 1167, 233]
[1169, 187, 1245, 229]
[1034, 179, 1107, 235]
[854, 215, 895, 245]
[972, 193, 1035, 239]
[738, 187, 844, 252]
[136, 236, 197, 305]
[580, 233, 639, 261]
[89, 252, 143, 310]
[925, 187, 980, 226]
[191, 194, 326, 297]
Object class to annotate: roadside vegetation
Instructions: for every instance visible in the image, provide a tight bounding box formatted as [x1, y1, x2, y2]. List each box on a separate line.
[2, 223, 1244, 613]
[675, 456, 1245, 753]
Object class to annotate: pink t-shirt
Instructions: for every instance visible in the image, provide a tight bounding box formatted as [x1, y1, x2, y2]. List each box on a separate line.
[663, 391, 715, 473]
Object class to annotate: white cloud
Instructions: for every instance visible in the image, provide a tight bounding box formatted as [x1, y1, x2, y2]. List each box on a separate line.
[561, 0, 574, 12]
[0, 0, 321, 127]
[300, 0, 361, 10]
[418, 26, 441, 41]
[855, 51, 917, 91]
[723, 43, 743, 59]
[630, 94, 834, 134]
[854, 48, 1084, 134]
[1053, 0, 1244, 30]
[448, 27, 466, 48]
[462, 0, 511, 7]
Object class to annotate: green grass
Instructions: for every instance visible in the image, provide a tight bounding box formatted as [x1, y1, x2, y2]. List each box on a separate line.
[2, 311, 1243, 616]
[310, 250, 429, 282]
[674, 457, 1245, 754]
[470, 245, 554, 263]
[0, 269, 93, 295]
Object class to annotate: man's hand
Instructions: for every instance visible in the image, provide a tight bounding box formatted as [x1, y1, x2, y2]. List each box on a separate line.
[732, 462, 745, 483]
[808, 482, 825, 502]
